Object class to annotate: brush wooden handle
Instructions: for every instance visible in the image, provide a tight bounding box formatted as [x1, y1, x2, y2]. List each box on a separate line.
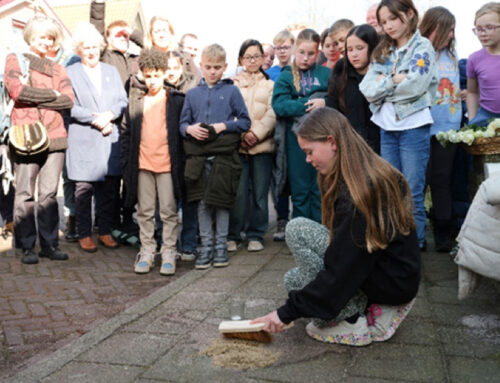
[218, 320, 265, 333]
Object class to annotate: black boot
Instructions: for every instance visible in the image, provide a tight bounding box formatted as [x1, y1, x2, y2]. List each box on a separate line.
[65, 215, 78, 242]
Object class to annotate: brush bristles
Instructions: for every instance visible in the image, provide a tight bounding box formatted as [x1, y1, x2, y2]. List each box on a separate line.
[222, 330, 272, 343]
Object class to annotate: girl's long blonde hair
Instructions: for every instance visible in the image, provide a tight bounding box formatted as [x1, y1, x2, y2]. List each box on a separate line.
[291, 29, 320, 92]
[296, 108, 415, 253]
[372, 0, 419, 63]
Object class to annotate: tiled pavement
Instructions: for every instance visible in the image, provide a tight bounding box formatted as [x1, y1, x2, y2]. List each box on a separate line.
[0, 236, 192, 379]
[3, 233, 500, 382]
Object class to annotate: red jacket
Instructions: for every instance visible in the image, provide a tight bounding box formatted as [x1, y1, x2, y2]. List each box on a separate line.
[4, 53, 74, 151]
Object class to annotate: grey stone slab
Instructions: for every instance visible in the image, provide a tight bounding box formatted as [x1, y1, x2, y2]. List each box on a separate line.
[386, 317, 438, 345]
[41, 362, 144, 383]
[448, 356, 500, 383]
[123, 269, 209, 315]
[122, 308, 208, 335]
[438, 324, 500, 358]
[76, 332, 177, 365]
[142, 343, 246, 382]
[432, 303, 500, 327]
[229, 253, 275, 266]
[247, 269, 285, 284]
[248, 351, 348, 382]
[237, 281, 289, 300]
[426, 285, 463, 304]
[342, 378, 416, 383]
[180, 277, 248, 294]
[161, 291, 228, 310]
[408, 295, 433, 319]
[263, 256, 294, 271]
[349, 344, 446, 382]
[206, 263, 264, 277]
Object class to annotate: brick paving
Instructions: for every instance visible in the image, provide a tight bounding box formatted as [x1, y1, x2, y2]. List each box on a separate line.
[0, 236, 191, 379]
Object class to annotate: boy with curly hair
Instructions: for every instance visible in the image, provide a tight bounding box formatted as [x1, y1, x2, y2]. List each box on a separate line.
[121, 49, 185, 275]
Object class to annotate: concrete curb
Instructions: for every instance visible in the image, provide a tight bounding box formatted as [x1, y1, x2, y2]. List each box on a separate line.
[6, 268, 210, 383]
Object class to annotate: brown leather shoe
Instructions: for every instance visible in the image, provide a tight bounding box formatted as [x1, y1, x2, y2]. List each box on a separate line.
[79, 236, 97, 253]
[98, 234, 119, 249]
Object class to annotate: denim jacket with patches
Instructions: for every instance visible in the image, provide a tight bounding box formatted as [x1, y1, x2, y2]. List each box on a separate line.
[359, 31, 438, 120]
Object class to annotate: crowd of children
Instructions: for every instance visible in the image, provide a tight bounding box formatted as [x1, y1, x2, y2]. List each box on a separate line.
[3, 0, 500, 344]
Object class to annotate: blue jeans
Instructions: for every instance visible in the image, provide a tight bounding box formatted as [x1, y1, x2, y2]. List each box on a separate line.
[380, 125, 430, 245]
[469, 107, 500, 127]
[180, 199, 198, 253]
[228, 153, 273, 242]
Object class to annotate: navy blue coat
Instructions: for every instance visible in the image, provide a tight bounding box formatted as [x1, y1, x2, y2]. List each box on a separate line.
[66, 62, 128, 181]
[179, 78, 250, 137]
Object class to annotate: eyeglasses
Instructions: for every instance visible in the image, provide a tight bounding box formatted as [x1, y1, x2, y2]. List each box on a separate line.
[274, 45, 291, 52]
[472, 25, 500, 35]
[242, 54, 262, 61]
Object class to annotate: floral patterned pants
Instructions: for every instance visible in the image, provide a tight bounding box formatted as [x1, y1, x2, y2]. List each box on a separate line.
[284, 217, 367, 326]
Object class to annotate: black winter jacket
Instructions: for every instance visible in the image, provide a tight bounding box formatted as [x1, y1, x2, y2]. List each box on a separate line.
[120, 85, 185, 208]
[183, 130, 241, 209]
[277, 185, 420, 324]
[327, 60, 380, 154]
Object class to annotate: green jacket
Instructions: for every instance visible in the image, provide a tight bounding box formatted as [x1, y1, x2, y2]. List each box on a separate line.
[271, 63, 331, 118]
[183, 129, 241, 209]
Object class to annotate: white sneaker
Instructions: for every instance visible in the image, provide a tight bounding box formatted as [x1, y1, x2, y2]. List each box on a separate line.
[227, 240, 239, 252]
[180, 251, 196, 261]
[247, 240, 264, 252]
[305, 315, 372, 346]
[367, 299, 416, 342]
[160, 250, 176, 275]
[273, 219, 287, 241]
[134, 249, 155, 274]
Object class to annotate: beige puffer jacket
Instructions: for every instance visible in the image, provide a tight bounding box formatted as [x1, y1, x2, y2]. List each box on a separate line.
[233, 71, 276, 155]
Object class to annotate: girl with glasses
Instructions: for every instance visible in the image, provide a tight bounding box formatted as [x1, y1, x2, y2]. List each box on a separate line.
[227, 40, 276, 253]
[466, 2, 500, 127]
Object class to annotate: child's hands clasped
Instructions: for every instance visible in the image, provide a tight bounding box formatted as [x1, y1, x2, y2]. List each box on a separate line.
[305, 98, 325, 112]
[187, 123, 209, 140]
[242, 131, 259, 148]
[251, 310, 285, 333]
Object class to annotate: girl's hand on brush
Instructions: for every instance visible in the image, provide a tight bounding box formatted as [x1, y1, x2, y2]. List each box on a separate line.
[251, 311, 284, 333]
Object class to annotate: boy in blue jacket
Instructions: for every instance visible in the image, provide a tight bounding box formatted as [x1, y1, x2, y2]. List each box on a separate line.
[179, 44, 250, 269]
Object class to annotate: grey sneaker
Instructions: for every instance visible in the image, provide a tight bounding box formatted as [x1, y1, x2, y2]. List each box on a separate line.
[134, 249, 155, 274]
[213, 248, 229, 268]
[195, 250, 213, 270]
[273, 219, 287, 241]
[160, 250, 176, 275]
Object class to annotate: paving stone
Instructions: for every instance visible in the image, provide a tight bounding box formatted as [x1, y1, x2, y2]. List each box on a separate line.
[162, 291, 227, 311]
[448, 356, 500, 383]
[143, 343, 245, 382]
[248, 351, 348, 382]
[228, 253, 274, 266]
[122, 309, 207, 335]
[41, 362, 144, 383]
[432, 302, 500, 327]
[349, 344, 446, 382]
[437, 324, 500, 358]
[180, 277, 248, 294]
[77, 332, 178, 366]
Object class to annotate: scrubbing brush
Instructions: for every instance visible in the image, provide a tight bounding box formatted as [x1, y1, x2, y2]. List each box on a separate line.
[218, 320, 293, 343]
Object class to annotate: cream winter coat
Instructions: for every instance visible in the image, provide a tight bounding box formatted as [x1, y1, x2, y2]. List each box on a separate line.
[233, 71, 276, 155]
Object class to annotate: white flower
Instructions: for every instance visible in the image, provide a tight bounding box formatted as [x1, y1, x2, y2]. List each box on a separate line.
[448, 131, 459, 143]
[463, 132, 475, 145]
